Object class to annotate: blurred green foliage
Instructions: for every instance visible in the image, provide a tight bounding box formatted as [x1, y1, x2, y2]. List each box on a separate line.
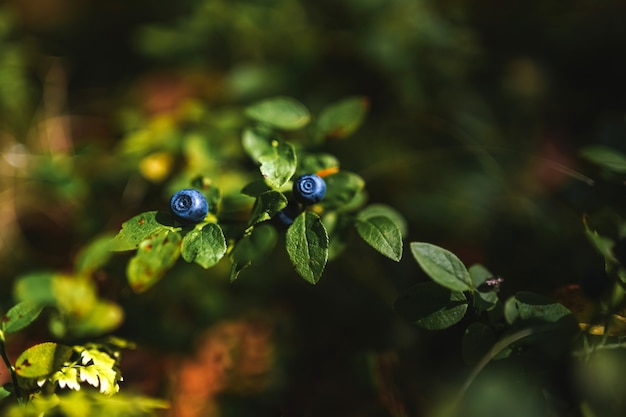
[1, 0, 626, 416]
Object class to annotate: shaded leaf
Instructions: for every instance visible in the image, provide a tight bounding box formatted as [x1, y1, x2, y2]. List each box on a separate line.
[355, 216, 403, 261]
[230, 224, 278, 281]
[316, 96, 369, 140]
[410, 242, 473, 292]
[181, 223, 227, 268]
[580, 145, 626, 173]
[2, 302, 44, 334]
[248, 191, 288, 226]
[127, 231, 182, 292]
[245, 96, 310, 130]
[0, 385, 10, 400]
[15, 342, 73, 379]
[110, 211, 178, 252]
[298, 153, 340, 176]
[462, 322, 497, 365]
[286, 211, 329, 284]
[321, 171, 365, 210]
[504, 291, 572, 324]
[469, 264, 499, 312]
[394, 281, 468, 330]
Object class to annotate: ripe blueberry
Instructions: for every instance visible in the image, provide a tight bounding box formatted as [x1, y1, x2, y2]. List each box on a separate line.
[292, 174, 326, 205]
[274, 202, 302, 228]
[170, 189, 209, 223]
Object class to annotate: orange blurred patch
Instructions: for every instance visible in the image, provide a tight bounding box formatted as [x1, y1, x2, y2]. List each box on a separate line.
[316, 166, 339, 178]
[168, 317, 275, 417]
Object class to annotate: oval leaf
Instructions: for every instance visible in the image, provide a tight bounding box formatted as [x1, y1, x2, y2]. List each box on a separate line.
[245, 96, 310, 130]
[357, 204, 408, 237]
[410, 242, 473, 292]
[2, 302, 44, 334]
[394, 281, 468, 330]
[286, 211, 329, 284]
[111, 211, 178, 252]
[248, 191, 288, 226]
[355, 216, 403, 261]
[230, 224, 278, 281]
[580, 145, 626, 173]
[259, 140, 297, 188]
[181, 223, 227, 268]
[127, 230, 182, 292]
[316, 96, 369, 140]
[15, 342, 73, 379]
[504, 291, 572, 324]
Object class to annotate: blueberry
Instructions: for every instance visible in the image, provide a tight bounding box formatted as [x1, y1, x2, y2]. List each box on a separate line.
[170, 189, 209, 223]
[292, 174, 326, 205]
[274, 202, 302, 228]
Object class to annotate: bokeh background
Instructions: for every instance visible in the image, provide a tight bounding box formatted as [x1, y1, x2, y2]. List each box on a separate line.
[1, 0, 626, 416]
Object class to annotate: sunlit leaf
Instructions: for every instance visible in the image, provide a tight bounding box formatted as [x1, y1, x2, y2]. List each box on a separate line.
[245, 96, 310, 130]
[127, 230, 182, 292]
[75, 234, 115, 275]
[111, 211, 178, 252]
[2, 301, 44, 334]
[355, 215, 403, 261]
[410, 242, 473, 292]
[258, 140, 297, 188]
[181, 223, 227, 268]
[286, 211, 329, 284]
[15, 342, 73, 379]
[357, 204, 408, 237]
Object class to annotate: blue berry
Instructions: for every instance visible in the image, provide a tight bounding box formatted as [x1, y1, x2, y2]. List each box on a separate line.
[274, 203, 302, 228]
[170, 189, 209, 223]
[292, 174, 326, 205]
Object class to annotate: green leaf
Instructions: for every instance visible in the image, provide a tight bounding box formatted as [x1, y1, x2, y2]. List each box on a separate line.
[241, 179, 273, 197]
[469, 264, 499, 312]
[410, 242, 473, 292]
[13, 272, 56, 306]
[504, 291, 572, 324]
[298, 153, 340, 175]
[127, 230, 182, 292]
[67, 301, 124, 337]
[110, 211, 178, 252]
[583, 218, 617, 262]
[242, 126, 275, 162]
[2, 302, 44, 334]
[321, 171, 366, 210]
[355, 216, 403, 261]
[245, 96, 310, 130]
[258, 140, 297, 188]
[580, 145, 626, 173]
[0, 384, 10, 400]
[316, 96, 369, 140]
[248, 191, 288, 226]
[74, 234, 115, 275]
[286, 211, 329, 284]
[15, 342, 73, 379]
[462, 322, 497, 365]
[230, 224, 278, 281]
[358, 204, 408, 237]
[394, 282, 468, 330]
[181, 223, 227, 268]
